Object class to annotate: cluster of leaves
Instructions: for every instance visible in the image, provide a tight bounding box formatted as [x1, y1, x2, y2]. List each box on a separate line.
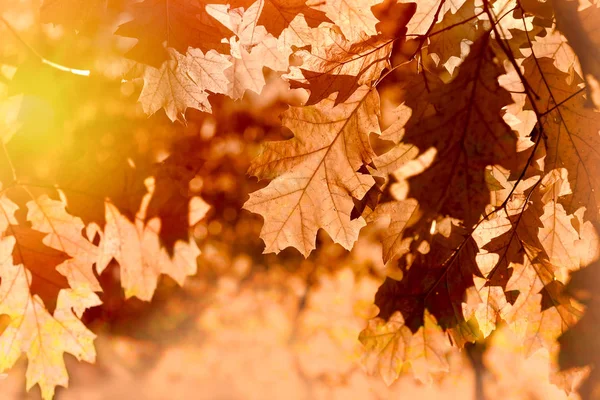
[1, 0, 600, 398]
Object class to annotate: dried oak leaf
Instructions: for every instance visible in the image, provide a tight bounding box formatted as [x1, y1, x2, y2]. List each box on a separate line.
[185, 48, 233, 96]
[244, 86, 380, 256]
[427, 0, 480, 74]
[96, 179, 208, 300]
[559, 258, 600, 399]
[373, 61, 442, 174]
[0, 256, 100, 400]
[312, 0, 381, 41]
[523, 56, 600, 221]
[365, 198, 420, 263]
[206, 4, 292, 99]
[145, 137, 209, 256]
[1, 195, 102, 315]
[228, 0, 330, 41]
[26, 196, 103, 294]
[398, 35, 517, 228]
[139, 49, 214, 122]
[288, 26, 393, 105]
[359, 310, 452, 385]
[552, 0, 600, 106]
[115, 0, 233, 66]
[480, 194, 586, 355]
[530, 28, 579, 83]
[224, 35, 291, 99]
[519, 0, 554, 20]
[399, 0, 465, 36]
[0, 196, 101, 399]
[372, 219, 484, 348]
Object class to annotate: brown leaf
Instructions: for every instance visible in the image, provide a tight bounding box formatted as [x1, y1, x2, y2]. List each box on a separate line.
[244, 86, 380, 256]
[552, 0, 600, 106]
[398, 35, 517, 228]
[139, 49, 212, 121]
[523, 56, 600, 221]
[373, 220, 483, 347]
[315, 0, 381, 41]
[115, 0, 233, 66]
[288, 27, 393, 105]
[427, 0, 480, 74]
[0, 237, 101, 400]
[399, 0, 465, 36]
[96, 180, 207, 300]
[360, 310, 452, 385]
[366, 198, 420, 263]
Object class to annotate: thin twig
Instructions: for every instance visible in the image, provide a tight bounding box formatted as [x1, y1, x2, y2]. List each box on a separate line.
[1, 16, 90, 77]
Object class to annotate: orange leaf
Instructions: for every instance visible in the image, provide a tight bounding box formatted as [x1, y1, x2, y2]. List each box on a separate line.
[244, 86, 380, 256]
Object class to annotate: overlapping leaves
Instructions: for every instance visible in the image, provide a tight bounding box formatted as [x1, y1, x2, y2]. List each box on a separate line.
[3, 0, 600, 398]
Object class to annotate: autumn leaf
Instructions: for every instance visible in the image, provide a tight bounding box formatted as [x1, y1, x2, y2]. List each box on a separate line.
[139, 49, 212, 121]
[530, 28, 579, 83]
[360, 310, 452, 385]
[241, 0, 329, 39]
[523, 56, 600, 221]
[552, 0, 600, 105]
[365, 198, 419, 263]
[244, 86, 380, 256]
[225, 35, 291, 99]
[373, 61, 442, 174]
[26, 195, 103, 294]
[288, 26, 393, 105]
[478, 192, 586, 354]
[5, 0, 600, 398]
[115, 0, 233, 66]
[185, 48, 233, 96]
[427, 0, 480, 74]
[96, 179, 208, 300]
[0, 236, 101, 400]
[315, 0, 381, 41]
[372, 219, 484, 347]
[399, 0, 465, 36]
[395, 35, 517, 228]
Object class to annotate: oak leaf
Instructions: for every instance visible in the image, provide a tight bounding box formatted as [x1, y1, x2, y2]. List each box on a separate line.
[427, 0, 480, 74]
[26, 195, 103, 294]
[96, 180, 208, 300]
[316, 0, 381, 41]
[139, 49, 212, 121]
[396, 35, 517, 228]
[399, 0, 465, 36]
[115, 0, 233, 66]
[360, 310, 452, 385]
[225, 34, 291, 99]
[242, 0, 329, 39]
[365, 198, 419, 263]
[372, 220, 484, 347]
[374, 61, 441, 174]
[552, 0, 600, 105]
[530, 28, 579, 82]
[479, 192, 586, 354]
[185, 48, 233, 96]
[288, 26, 393, 105]
[523, 57, 600, 221]
[0, 236, 101, 400]
[244, 86, 380, 256]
